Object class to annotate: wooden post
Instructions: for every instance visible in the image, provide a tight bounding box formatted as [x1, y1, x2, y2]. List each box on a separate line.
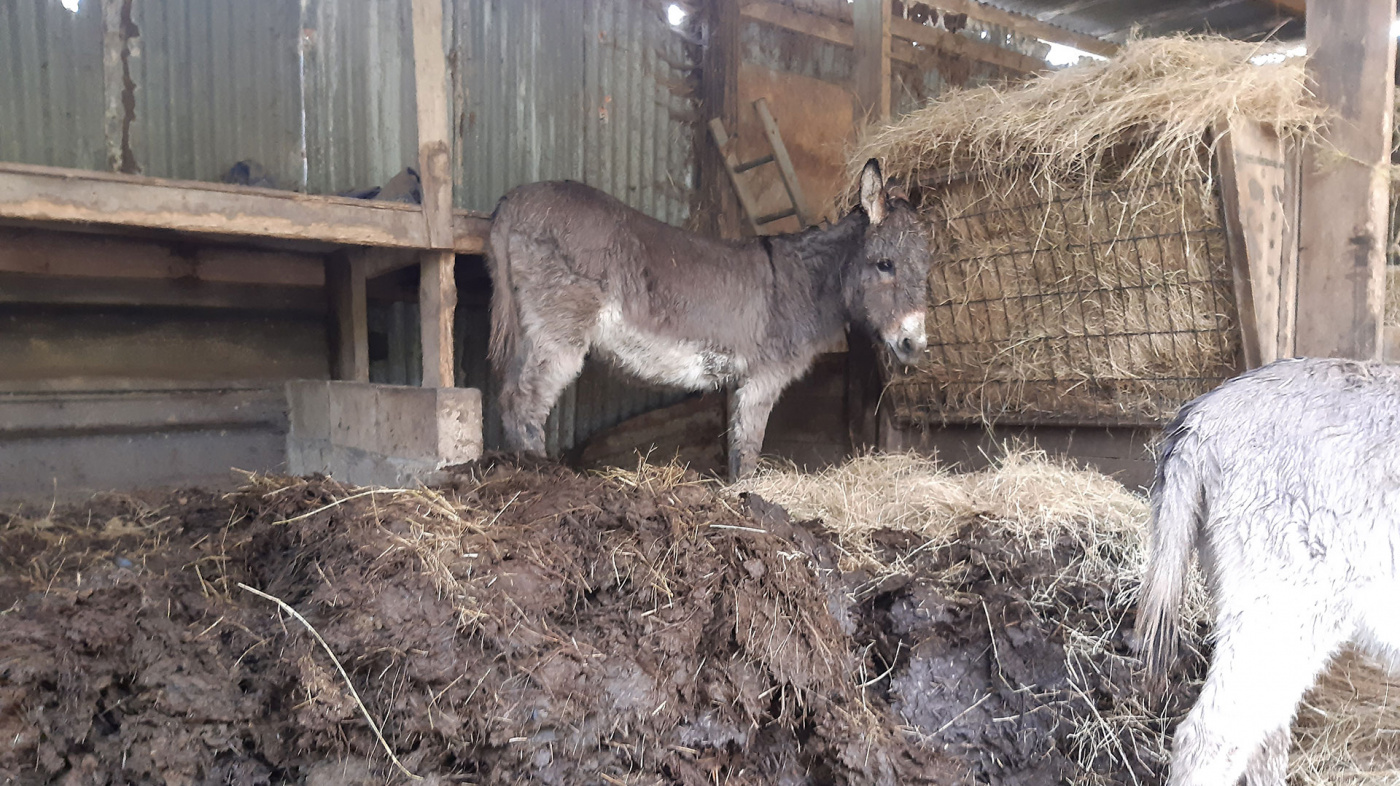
[1294, 0, 1396, 360]
[420, 250, 457, 388]
[412, 0, 453, 250]
[326, 252, 369, 382]
[1216, 119, 1293, 369]
[412, 0, 457, 387]
[852, 0, 892, 126]
[698, 0, 742, 238]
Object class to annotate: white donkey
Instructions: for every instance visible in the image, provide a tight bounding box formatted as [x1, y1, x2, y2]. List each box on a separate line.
[1137, 357, 1400, 785]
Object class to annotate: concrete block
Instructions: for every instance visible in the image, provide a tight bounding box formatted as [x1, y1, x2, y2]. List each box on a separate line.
[328, 382, 378, 452]
[436, 387, 484, 464]
[286, 437, 331, 476]
[287, 380, 485, 486]
[376, 386, 438, 460]
[285, 381, 330, 440]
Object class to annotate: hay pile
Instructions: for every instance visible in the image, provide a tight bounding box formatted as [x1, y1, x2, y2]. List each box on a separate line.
[738, 451, 1400, 785]
[849, 36, 1323, 425]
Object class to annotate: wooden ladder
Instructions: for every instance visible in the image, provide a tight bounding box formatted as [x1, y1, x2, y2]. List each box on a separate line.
[708, 97, 813, 235]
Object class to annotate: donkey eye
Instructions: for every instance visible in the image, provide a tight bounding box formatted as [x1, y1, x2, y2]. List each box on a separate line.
[876, 259, 895, 274]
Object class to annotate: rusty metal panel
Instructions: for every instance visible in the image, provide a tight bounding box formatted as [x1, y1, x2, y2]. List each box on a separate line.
[127, 0, 304, 188]
[301, 0, 418, 196]
[0, 0, 107, 171]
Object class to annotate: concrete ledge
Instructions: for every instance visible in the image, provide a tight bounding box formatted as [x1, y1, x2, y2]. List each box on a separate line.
[286, 381, 482, 487]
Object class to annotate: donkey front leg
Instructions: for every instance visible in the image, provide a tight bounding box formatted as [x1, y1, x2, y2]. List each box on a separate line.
[500, 337, 587, 457]
[727, 377, 785, 480]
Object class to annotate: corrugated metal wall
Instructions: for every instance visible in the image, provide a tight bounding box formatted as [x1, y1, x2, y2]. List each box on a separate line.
[128, 0, 305, 186]
[450, 0, 694, 225]
[0, 0, 416, 194]
[302, 0, 419, 196]
[0, 0, 107, 171]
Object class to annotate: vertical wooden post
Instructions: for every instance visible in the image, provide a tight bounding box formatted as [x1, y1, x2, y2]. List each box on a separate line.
[852, 0, 892, 127]
[412, 0, 454, 250]
[698, 0, 742, 238]
[1294, 0, 1396, 359]
[420, 250, 457, 388]
[326, 252, 369, 382]
[412, 0, 457, 387]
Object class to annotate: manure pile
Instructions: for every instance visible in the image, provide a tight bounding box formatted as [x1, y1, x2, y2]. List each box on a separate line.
[3, 454, 1396, 784]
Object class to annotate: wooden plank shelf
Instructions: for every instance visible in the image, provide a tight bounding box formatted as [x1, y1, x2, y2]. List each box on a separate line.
[0, 161, 492, 255]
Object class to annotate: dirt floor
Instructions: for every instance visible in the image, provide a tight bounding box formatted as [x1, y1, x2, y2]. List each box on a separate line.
[0, 457, 1203, 785]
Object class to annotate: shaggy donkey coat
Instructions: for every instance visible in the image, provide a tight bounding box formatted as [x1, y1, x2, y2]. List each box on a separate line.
[1137, 357, 1400, 785]
[487, 159, 931, 478]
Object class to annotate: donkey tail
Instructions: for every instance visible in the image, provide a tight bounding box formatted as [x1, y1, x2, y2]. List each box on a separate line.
[1135, 408, 1205, 691]
[487, 197, 519, 372]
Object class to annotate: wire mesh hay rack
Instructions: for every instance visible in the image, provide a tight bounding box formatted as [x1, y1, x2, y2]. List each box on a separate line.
[851, 37, 1320, 430]
[883, 169, 1243, 428]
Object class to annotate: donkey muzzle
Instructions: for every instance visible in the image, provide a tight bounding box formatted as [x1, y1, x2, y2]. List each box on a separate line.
[884, 312, 927, 365]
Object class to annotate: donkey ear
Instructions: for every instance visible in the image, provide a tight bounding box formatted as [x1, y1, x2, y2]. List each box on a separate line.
[859, 158, 888, 226]
[885, 177, 910, 204]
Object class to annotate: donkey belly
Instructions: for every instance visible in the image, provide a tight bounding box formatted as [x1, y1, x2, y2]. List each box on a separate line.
[593, 305, 743, 390]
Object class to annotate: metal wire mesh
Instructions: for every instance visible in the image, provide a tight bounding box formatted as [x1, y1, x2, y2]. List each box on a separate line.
[886, 178, 1241, 426]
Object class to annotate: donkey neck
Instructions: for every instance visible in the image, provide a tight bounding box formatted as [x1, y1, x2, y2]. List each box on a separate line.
[763, 210, 868, 350]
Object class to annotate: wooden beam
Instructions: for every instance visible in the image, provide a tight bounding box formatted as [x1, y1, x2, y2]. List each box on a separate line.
[0, 388, 287, 437]
[741, 2, 1045, 75]
[419, 249, 457, 388]
[1254, 0, 1306, 17]
[853, 0, 893, 124]
[1295, 0, 1395, 359]
[0, 272, 326, 313]
[0, 226, 324, 286]
[453, 211, 491, 254]
[411, 0, 454, 250]
[932, 0, 1118, 58]
[891, 17, 1047, 76]
[699, 0, 743, 238]
[742, 2, 851, 49]
[1277, 135, 1303, 359]
[327, 252, 370, 382]
[0, 162, 431, 248]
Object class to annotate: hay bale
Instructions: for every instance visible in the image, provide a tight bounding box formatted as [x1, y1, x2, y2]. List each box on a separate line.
[849, 36, 1322, 425]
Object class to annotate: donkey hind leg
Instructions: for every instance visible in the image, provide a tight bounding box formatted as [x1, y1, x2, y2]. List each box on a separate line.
[499, 336, 587, 457]
[1166, 596, 1348, 786]
[727, 376, 785, 480]
[1242, 726, 1289, 786]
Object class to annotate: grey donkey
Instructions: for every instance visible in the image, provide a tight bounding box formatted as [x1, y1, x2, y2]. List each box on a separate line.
[486, 159, 931, 478]
[1136, 357, 1400, 785]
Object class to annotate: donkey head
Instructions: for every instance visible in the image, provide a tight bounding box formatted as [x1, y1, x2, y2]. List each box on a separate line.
[845, 159, 931, 365]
